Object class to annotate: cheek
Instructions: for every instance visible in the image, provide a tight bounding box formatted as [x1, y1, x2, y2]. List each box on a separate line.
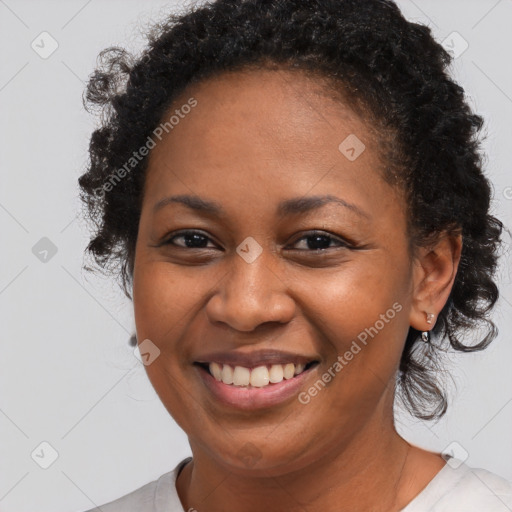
[132, 260, 199, 429]
[305, 257, 407, 332]
[132, 259, 206, 340]
[133, 264, 171, 339]
[300, 255, 412, 383]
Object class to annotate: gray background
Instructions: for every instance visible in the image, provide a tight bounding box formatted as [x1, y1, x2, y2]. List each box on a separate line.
[0, 0, 511, 510]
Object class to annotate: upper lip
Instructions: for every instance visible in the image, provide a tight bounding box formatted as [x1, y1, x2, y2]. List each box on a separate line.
[194, 349, 319, 368]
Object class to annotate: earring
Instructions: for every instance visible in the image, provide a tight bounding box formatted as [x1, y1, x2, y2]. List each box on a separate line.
[421, 312, 435, 343]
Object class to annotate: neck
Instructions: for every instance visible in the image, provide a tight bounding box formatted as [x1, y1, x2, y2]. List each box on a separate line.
[177, 412, 414, 512]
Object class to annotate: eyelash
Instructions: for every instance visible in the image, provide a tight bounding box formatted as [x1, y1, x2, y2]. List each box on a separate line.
[162, 229, 352, 252]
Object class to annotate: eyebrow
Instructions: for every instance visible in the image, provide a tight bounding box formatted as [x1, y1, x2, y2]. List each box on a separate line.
[153, 194, 369, 219]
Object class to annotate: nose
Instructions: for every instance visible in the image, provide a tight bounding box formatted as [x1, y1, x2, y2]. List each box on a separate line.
[205, 250, 296, 333]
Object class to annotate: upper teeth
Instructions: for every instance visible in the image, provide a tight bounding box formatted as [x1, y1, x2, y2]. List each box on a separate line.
[208, 362, 307, 387]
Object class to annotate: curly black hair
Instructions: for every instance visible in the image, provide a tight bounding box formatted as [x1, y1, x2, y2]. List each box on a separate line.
[78, 0, 503, 420]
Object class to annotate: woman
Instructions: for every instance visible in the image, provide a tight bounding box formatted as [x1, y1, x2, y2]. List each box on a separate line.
[78, 0, 511, 510]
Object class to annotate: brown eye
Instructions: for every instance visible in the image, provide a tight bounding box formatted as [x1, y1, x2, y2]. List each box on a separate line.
[164, 230, 217, 249]
[290, 231, 350, 251]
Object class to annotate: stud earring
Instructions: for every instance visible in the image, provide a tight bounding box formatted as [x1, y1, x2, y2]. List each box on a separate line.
[421, 312, 435, 343]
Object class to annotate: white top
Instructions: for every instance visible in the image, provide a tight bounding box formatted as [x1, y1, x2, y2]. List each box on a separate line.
[84, 457, 512, 511]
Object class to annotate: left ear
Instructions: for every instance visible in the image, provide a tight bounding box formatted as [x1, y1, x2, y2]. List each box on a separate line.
[409, 231, 462, 332]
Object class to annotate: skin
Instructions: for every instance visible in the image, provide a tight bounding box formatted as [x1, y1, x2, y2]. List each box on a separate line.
[132, 68, 462, 512]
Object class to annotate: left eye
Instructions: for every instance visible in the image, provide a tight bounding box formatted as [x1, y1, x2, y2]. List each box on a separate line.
[289, 232, 348, 251]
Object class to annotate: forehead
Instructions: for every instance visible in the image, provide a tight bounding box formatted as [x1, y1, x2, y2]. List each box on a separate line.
[163, 67, 371, 146]
[144, 68, 391, 215]
[149, 70, 378, 167]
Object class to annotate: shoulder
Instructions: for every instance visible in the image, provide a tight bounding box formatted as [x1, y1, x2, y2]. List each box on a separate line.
[452, 465, 512, 507]
[403, 459, 512, 512]
[81, 457, 191, 512]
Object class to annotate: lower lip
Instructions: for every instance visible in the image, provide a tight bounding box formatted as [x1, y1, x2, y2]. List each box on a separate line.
[196, 364, 318, 411]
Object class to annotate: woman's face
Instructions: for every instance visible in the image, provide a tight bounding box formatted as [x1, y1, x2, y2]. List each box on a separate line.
[133, 69, 417, 474]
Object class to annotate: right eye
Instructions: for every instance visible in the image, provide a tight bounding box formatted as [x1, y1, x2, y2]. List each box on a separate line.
[163, 230, 219, 249]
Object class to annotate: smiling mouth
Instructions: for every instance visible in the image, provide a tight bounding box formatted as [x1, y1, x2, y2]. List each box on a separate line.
[194, 361, 319, 388]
